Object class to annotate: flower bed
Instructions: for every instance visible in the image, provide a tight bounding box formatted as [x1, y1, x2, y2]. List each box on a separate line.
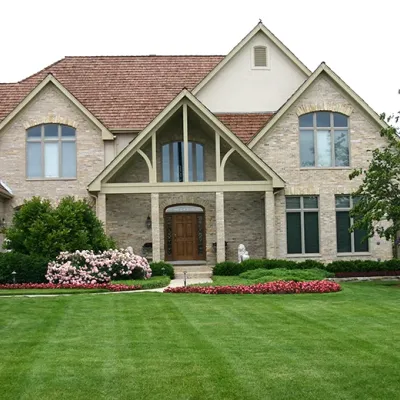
[46, 249, 151, 285]
[0, 283, 143, 292]
[164, 280, 341, 295]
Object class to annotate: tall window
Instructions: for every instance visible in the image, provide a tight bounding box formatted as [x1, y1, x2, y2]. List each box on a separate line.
[286, 196, 319, 254]
[336, 195, 369, 253]
[27, 124, 76, 179]
[162, 141, 204, 182]
[299, 112, 349, 168]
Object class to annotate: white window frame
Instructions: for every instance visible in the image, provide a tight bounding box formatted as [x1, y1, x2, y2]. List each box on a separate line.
[26, 124, 77, 180]
[299, 112, 350, 168]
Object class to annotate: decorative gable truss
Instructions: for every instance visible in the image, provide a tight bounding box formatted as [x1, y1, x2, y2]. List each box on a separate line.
[88, 89, 285, 194]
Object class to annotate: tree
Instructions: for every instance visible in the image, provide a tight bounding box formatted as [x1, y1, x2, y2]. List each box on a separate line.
[5, 196, 115, 258]
[349, 112, 400, 253]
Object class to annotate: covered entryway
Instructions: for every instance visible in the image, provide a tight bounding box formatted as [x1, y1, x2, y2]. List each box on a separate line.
[164, 205, 205, 261]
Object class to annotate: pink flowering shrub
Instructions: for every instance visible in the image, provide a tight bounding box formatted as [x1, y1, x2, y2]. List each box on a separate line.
[46, 249, 151, 285]
[164, 280, 341, 295]
[0, 283, 142, 292]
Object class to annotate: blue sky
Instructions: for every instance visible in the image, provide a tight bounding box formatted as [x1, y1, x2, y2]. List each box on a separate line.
[1, 0, 398, 115]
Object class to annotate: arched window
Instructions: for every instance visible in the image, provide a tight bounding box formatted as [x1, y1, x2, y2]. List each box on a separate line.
[253, 46, 268, 68]
[26, 124, 77, 178]
[299, 112, 349, 167]
[162, 141, 204, 182]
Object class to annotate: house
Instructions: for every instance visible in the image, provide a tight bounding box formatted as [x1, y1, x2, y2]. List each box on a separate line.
[0, 22, 392, 264]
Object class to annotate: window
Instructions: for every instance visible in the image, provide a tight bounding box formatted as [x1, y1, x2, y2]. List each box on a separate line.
[26, 124, 76, 179]
[286, 196, 319, 254]
[299, 112, 349, 168]
[253, 46, 268, 68]
[162, 141, 204, 182]
[336, 195, 369, 253]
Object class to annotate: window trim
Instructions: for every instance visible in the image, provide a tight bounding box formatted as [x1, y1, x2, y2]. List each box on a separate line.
[252, 45, 270, 70]
[335, 195, 370, 254]
[299, 111, 350, 169]
[26, 124, 77, 180]
[161, 141, 205, 183]
[285, 196, 320, 255]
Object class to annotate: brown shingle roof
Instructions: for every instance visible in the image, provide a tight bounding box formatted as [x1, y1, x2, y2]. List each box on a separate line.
[0, 55, 224, 130]
[216, 113, 274, 143]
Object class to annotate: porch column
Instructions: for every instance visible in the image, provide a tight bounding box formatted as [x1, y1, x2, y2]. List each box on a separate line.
[265, 190, 276, 259]
[216, 191, 225, 263]
[151, 193, 161, 261]
[97, 193, 107, 232]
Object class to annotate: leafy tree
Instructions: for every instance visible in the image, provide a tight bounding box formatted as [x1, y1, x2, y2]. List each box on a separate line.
[349, 112, 400, 252]
[5, 196, 115, 258]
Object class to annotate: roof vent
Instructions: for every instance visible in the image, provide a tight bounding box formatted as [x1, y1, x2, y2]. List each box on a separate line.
[253, 46, 268, 68]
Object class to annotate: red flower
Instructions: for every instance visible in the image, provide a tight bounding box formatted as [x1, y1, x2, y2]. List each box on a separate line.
[163, 280, 341, 295]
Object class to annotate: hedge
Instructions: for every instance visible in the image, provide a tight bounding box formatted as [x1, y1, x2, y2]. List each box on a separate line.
[213, 259, 325, 276]
[0, 252, 50, 284]
[149, 261, 175, 279]
[213, 258, 400, 277]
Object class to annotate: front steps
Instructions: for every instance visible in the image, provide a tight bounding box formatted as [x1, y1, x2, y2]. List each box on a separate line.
[173, 265, 213, 279]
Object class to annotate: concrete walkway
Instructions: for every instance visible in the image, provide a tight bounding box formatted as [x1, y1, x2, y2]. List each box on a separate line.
[0, 277, 213, 298]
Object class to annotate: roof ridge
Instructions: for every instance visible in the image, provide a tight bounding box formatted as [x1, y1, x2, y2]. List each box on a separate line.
[16, 57, 67, 84]
[64, 54, 225, 58]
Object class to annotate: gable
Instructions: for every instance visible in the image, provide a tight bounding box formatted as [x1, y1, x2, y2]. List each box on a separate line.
[88, 89, 285, 191]
[196, 31, 309, 113]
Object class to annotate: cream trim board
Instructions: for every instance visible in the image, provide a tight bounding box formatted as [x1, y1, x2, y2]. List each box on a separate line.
[192, 22, 311, 95]
[101, 181, 273, 194]
[88, 89, 285, 192]
[248, 63, 387, 149]
[0, 74, 114, 140]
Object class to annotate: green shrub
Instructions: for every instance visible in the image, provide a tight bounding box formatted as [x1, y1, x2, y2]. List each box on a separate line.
[149, 261, 175, 279]
[239, 268, 333, 282]
[326, 260, 383, 273]
[296, 259, 325, 270]
[0, 252, 49, 283]
[5, 196, 115, 259]
[212, 261, 247, 276]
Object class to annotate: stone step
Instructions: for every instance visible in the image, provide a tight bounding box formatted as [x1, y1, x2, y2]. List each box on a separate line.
[174, 271, 212, 279]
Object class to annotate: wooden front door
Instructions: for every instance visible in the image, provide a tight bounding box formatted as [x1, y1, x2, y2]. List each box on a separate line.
[164, 211, 205, 261]
[173, 214, 196, 260]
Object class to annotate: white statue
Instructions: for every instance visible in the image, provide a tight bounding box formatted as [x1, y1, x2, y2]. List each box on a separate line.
[126, 246, 134, 254]
[238, 244, 250, 263]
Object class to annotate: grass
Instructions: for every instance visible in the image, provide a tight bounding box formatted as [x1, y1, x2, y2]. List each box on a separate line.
[112, 275, 170, 289]
[0, 276, 170, 296]
[0, 281, 399, 399]
[0, 288, 108, 296]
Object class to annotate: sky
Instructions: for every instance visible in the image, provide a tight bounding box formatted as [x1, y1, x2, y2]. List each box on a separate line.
[1, 0, 398, 115]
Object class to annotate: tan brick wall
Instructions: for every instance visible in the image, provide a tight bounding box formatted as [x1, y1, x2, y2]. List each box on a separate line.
[224, 192, 265, 260]
[0, 83, 104, 216]
[253, 74, 392, 262]
[106, 194, 152, 255]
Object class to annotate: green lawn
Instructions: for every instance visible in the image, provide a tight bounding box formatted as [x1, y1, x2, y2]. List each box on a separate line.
[0, 276, 170, 296]
[0, 281, 399, 400]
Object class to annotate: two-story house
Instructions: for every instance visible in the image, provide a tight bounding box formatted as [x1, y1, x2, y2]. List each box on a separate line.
[0, 22, 392, 264]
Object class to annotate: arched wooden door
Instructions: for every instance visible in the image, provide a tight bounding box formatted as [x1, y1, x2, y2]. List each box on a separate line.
[164, 205, 205, 261]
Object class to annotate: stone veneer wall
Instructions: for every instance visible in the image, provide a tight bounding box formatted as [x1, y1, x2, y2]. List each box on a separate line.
[224, 192, 265, 260]
[106, 194, 152, 255]
[0, 83, 105, 219]
[253, 74, 392, 262]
